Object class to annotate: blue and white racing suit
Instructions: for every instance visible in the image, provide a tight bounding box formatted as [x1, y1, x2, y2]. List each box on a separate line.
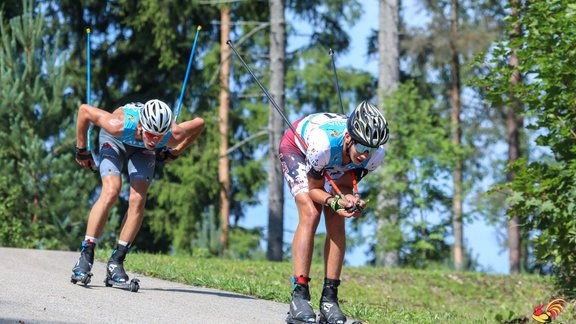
[278, 112, 385, 196]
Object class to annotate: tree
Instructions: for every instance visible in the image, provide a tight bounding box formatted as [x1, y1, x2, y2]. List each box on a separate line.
[480, 0, 576, 291]
[375, 0, 401, 268]
[398, 0, 505, 270]
[267, 0, 286, 261]
[219, 6, 231, 251]
[448, 0, 464, 271]
[505, 0, 523, 275]
[0, 1, 95, 249]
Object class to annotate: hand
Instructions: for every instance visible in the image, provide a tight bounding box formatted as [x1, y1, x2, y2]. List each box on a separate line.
[75, 147, 96, 172]
[156, 147, 179, 163]
[344, 194, 366, 216]
[329, 195, 361, 218]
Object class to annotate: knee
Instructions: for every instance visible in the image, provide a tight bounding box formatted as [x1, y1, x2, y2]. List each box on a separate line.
[128, 191, 147, 209]
[299, 205, 321, 228]
[100, 187, 120, 206]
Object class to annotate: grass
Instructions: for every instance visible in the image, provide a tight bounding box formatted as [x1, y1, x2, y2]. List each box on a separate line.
[96, 250, 574, 323]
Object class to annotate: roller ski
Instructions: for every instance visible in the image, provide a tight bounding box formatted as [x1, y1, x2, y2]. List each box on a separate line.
[318, 279, 347, 324]
[104, 245, 140, 293]
[286, 276, 317, 323]
[70, 241, 94, 286]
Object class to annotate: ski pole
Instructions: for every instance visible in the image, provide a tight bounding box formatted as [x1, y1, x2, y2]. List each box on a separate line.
[86, 28, 98, 169]
[328, 49, 362, 197]
[226, 40, 351, 205]
[174, 25, 202, 122]
[328, 48, 345, 115]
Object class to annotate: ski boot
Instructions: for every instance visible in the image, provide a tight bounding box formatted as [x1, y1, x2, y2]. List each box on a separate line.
[319, 278, 347, 324]
[286, 276, 317, 323]
[104, 244, 139, 292]
[70, 241, 95, 286]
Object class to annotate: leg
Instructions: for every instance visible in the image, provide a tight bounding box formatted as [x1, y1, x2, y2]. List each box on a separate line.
[106, 181, 148, 285]
[319, 195, 348, 323]
[85, 175, 122, 238]
[279, 136, 319, 322]
[293, 192, 323, 277]
[119, 147, 155, 244]
[323, 207, 346, 280]
[86, 134, 126, 239]
[72, 136, 123, 282]
[106, 147, 153, 285]
[118, 179, 149, 243]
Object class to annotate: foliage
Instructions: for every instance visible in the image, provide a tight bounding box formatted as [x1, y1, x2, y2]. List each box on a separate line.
[367, 0, 509, 269]
[477, 0, 576, 293]
[0, 1, 96, 249]
[361, 82, 454, 268]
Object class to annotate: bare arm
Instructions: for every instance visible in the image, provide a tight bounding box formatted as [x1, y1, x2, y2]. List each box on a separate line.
[308, 173, 358, 217]
[165, 117, 205, 155]
[76, 104, 124, 148]
[308, 176, 329, 206]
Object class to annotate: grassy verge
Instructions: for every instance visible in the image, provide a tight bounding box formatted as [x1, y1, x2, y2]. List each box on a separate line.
[97, 251, 573, 323]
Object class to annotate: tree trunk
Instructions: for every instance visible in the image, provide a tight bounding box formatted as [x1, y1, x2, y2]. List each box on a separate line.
[267, 0, 286, 261]
[450, 0, 464, 271]
[379, 0, 400, 94]
[507, 0, 523, 274]
[219, 7, 231, 251]
[375, 0, 401, 268]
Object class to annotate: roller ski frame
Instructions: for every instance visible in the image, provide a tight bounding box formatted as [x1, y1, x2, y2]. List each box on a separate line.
[318, 315, 363, 324]
[286, 314, 317, 323]
[70, 272, 93, 287]
[104, 277, 140, 292]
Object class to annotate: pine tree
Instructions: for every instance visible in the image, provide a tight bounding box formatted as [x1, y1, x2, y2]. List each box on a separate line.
[0, 1, 96, 248]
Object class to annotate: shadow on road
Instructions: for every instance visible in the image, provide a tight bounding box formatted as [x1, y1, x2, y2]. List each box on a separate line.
[143, 287, 255, 299]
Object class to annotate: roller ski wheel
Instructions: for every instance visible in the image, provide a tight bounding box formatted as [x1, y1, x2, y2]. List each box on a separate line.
[70, 272, 93, 286]
[104, 277, 140, 293]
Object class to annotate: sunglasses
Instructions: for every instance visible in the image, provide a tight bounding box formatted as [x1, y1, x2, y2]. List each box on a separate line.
[353, 141, 376, 154]
[143, 130, 164, 142]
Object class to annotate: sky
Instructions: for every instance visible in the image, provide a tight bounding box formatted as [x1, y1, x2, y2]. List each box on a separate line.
[240, 0, 509, 274]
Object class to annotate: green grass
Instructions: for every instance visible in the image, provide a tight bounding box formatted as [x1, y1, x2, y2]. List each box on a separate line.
[97, 251, 573, 323]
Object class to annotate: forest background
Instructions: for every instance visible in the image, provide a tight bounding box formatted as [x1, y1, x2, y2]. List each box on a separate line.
[1, 0, 575, 295]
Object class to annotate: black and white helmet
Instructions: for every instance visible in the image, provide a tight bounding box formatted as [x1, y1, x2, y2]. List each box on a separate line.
[139, 99, 173, 135]
[347, 101, 389, 147]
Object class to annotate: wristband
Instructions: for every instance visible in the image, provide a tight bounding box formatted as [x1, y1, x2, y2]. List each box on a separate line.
[75, 147, 93, 161]
[323, 195, 333, 207]
[75, 147, 88, 154]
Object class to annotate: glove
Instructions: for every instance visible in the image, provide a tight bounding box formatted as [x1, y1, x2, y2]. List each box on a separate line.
[156, 147, 179, 162]
[346, 202, 364, 213]
[75, 147, 96, 172]
[329, 195, 346, 212]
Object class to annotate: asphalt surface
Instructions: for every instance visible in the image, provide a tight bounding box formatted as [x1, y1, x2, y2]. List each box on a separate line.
[0, 247, 290, 323]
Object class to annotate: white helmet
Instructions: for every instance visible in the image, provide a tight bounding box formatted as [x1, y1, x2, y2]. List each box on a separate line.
[347, 101, 389, 147]
[139, 99, 173, 135]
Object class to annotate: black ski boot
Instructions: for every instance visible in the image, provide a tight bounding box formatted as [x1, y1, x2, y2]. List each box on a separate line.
[105, 244, 139, 292]
[70, 241, 95, 286]
[319, 278, 347, 324]
[286, 276, 317, 323]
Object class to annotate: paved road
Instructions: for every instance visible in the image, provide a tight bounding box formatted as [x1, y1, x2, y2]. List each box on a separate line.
[0, 247, 289, 323]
